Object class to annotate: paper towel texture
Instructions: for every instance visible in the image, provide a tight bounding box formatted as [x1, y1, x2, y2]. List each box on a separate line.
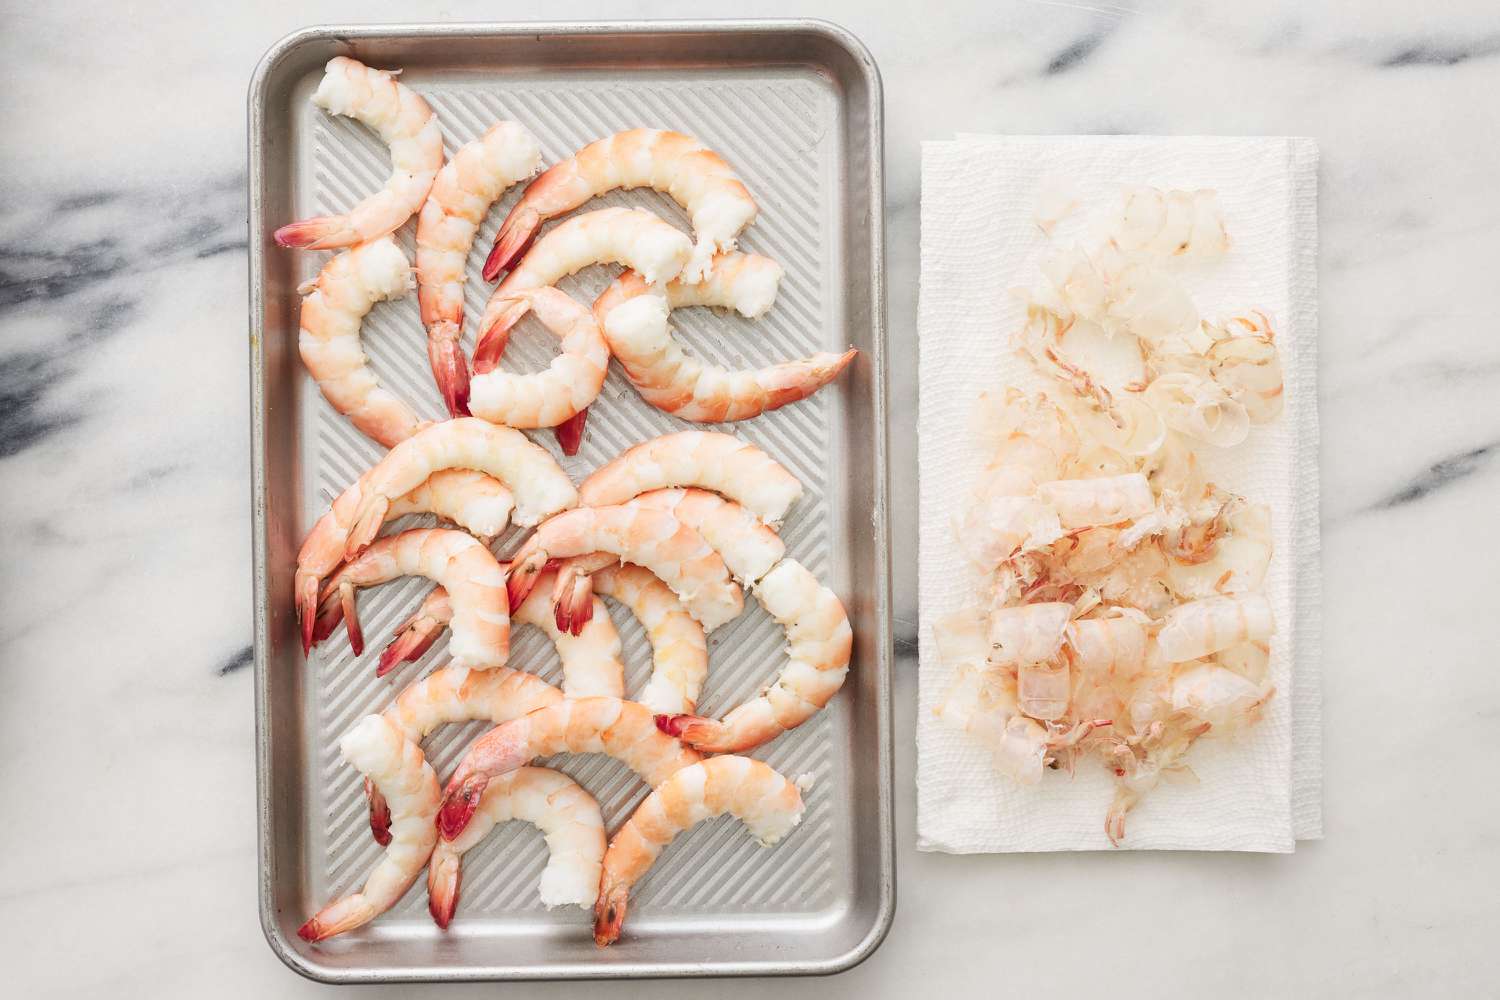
[917, 135, 1320, 853]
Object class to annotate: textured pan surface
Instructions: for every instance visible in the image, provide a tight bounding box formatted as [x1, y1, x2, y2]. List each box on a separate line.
[250, 21, 890, 982]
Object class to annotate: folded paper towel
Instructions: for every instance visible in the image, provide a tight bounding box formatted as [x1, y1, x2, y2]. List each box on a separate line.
[916, 135, 1321, 853]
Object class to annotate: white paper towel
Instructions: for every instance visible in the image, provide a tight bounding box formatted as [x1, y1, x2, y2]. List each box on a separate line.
[916, 135, 1321, 853]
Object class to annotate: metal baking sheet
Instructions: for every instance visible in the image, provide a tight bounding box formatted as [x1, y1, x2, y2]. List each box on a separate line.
[248, 20, 891, 983]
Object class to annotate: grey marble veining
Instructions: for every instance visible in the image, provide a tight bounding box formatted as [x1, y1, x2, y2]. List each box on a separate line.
[1, 1, 1497, 997]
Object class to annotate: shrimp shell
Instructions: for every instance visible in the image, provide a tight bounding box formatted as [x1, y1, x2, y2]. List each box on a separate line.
[428, 767, 605, 925]
[1035, 473, 1156, 530]
[1114, 186, 1229, 260]
[275, 58, 443, 250]
[1205, 311, 1284, 424]
[296, 236, 424, 448]
[578, 430, 803, 526]
[1155, 593, 1275, 663]
[1144, 371, 1250, 448]
[467, 287, 609, 429]
[1169, 663, 1274, 731]
[987, 602, 1072, 667]
[594, 756, 805, 946]
[593, 562, 709, 715]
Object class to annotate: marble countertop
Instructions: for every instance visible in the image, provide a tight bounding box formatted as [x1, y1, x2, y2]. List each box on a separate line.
[3, 1, 1497, 996]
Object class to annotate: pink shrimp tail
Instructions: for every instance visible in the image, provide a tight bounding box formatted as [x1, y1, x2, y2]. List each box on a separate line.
[345, 496, 391, 561]
[310, 594, 345, 647]
[427, 321, 471, 418]
[656, 714, 735, 752]
[481, 208, 540, 281]
[428, 852, 461, 929]
[273, 217, 349, 251]
[506, 550, 548, 614]
[437, 772, 489, 842]
[471, 296, 530, 374]
[554, 406, 588, 457]
[377, 614, 440, 676]
[297, 573, 320, 656]
[593, 882, 630, 947]
[365, 778, 393, 847]
[339, 581, 365, 655]
[553, 565, 596, 636]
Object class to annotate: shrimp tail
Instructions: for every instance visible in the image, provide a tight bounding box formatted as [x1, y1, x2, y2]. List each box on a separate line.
[426, 320, 472, 418]
[346, 496, 392, 560]
[274, 216, 352, 251]
[482, 207, 540, 281]
[552, 564, 596, 636]
[338, 580, 365, 655]
[310, 590, 346, 646]
[554, 406, 589, 457]
[427, 851, 461, 929]
[437, 772, 490, 842]
[654, 713, 724, 749]
[506, 549, 549, 614]
[593, 881, 630, 947]
[297, 895, 376, 942]
[377, 610, 440, 676]
[297, 571, 322, 655]
[364, 778, 393, 847]
[471, 296, 530, 374]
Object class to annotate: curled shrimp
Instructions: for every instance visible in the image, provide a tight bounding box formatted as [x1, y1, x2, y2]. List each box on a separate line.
[415, 121, 542, 416]
[485, 129, 758, 284]
[594, 756, 806, 947]
[1113, 186, 1229, 260]
[657, 558, 850, 753]
[507, 505, 744, 633]
[384, 469, 515, 542]
[578, 430, 803, 526]
[600, 293, 857, 423]
[275, 58, 443, 250]
[297, 715, 439, 941]
[591, 251, 784, 323]
[295, 236, 425, 448]
[428, 767, 605, 925]
[436, 697, 703, 841]
[1035, 473, 1156, 530]
[1155, 593, 1275, 663]
[593, 562, 709, 715]
[313, 528, 509, 669]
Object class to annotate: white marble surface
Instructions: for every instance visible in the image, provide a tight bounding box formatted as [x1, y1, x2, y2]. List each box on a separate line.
[2, 1, 1497, 996]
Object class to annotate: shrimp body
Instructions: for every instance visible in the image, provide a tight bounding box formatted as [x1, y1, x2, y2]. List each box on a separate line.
[317, 529, 509, 669]
[1155, 593, 1275, 663]
[507, 505, 744, 633]
[428, 766, 606, 925]
[474, 207, 692, 371]
[297, 715, 440, 941]
[436, 697, 703, 841]
[591, 252, 784, 324]
[485, 129, 757, 284]
[275, 58, 443, 249]
[296, 237, 424, 448]
[659, 559, 851, 753]
[513, 569, 626, 699]
[600, 294, 857, 423]
[384, 469, 515, 542]
[579, 431, 802, 526]
[594, 756, 805, 946]
[415, 121, 542, 416]
[593, 562, 709, 715]
[1036, 473, 1156, 530]
[468, 287, 609, 429]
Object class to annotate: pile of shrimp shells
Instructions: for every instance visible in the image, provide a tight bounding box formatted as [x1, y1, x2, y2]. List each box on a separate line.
[934, 184, 1286, 846]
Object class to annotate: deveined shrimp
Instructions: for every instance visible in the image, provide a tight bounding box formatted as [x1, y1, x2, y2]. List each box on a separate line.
[1036, 473, 1156, 530]
[578, 430, 803, 526]
[313, 529, 509, 669]
[593, 562, 709, 715]
[436, 697, 703, 841]
[383, 469, 515, 542]
[297, 715, 439, 941]
[296, 237, 425, 448]
[591, 251, 784, 325]
[474, 207, 692, 372]
[657, 558, 850, 753]
[600, 293, 857, 423]
[275, 58, 443, 250]
[428, 766, 605, 925]
[1154, 593, 1275, 663]
[485, 129, 758, 284]
[594, 756, 805, 947]
[415, 121, 542, 416]
[507, 505, 744, 633]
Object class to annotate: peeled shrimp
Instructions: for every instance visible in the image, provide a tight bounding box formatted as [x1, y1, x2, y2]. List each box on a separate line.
[593, 562, 709, 715]
[485, 129, 758, 284]
[507, 505, 744, 633]
[384, 469, 515, 542]
[296, 237, 424, 448]
[591, 251, 784, 324]
[297, 715, 439, 941]
[474, 206, 692, 371]
[594, 756, 805, 947]
[314, 529, 509, 669]
[428, 766, 605, 925]
[415, 121, 542, 416]
[275, 58, 443, 250]
[578, 430, 803, 526]
[658, 559, 850, 753]
[600, 293, 857, 423]
[436, 697, 704, 841]
[467, 287, 609, 430]
[1113, 186, 1229, 260]
[1155, 593, 1275, 663]
[513, 568, 625, 699]
[1035, 473, 1156, 530]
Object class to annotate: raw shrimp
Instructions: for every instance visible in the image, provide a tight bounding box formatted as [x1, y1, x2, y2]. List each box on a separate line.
[473, 207, 692, 371]
[297, 715, 439, 941]
[275, 58, 443, 250]
[295, 237, 425, 448]
[436, 697, 703, 841]
[578, 430, 803, 526]
[591, 251, 784, 324]
[314, 529, 509, 669]
[657, 559, 850, 753]
[1035, 473, 1156, 530]
[506, 505, 744, 632]
[428, 766, 605, 925]
[415, 121, 542, 416]
[1204, 311, 1284, 423]
[593, 562, 709, 715]
[467, 287, 609, 436]
[484, 129, 758, 284]
[383, 469, 515, 542]
[1113, 186, 1229, 260]
[594, 756, 805, 947]
[1155, 593, 1275, 663]
[513, 568, 626, 699]
[1144, 372, 1250, 448]
[600, 293, 857, 423]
